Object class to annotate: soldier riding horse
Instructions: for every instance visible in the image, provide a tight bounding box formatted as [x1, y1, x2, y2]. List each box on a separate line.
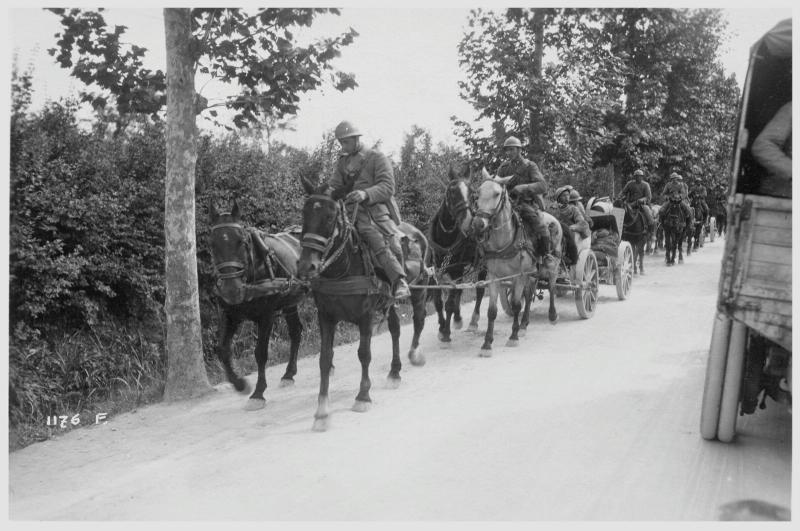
[297, 178, 429, 431]
[470, 169, 565, 356]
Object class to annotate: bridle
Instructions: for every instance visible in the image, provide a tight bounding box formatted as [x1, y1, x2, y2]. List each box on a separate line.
[210, 221, 255, 283]
[438, 181, 471, 234]
[474, 185, 512, 241]
[300, 195, 354, 278]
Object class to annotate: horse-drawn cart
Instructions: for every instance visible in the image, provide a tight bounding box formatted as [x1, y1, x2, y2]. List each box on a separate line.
[699, 19, 791, 443]
[587, 202, 634, 301]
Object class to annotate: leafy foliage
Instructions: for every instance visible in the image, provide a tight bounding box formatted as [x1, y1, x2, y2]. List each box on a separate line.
[46, 8, 359, 131]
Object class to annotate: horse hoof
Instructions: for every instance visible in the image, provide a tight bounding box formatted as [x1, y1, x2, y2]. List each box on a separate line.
[233, 379, 251, 394]
[517, 328, 527, 338]
[549, 313, 559, 324]
[386, 376, 401, 389]
[438, 332, 451, 342]
[506, 339, 519, 347]
[352, 400, 371, 413]
[479, 348, 493, 358]
[244, 398, 266, 411]
[312, 416, 329, 432]
[279, 378, 295, 388]
[453, 318, 463, 330]
[408, 348, 426, 366]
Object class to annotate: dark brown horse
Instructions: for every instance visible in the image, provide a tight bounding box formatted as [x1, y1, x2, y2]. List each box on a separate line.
[428, 165, 487, 342]
[660, 198, 687, 266]
[688, 195, 709, 251]
[208, 201, 306, 410]
[297, 178, 429, 431]
[616, 199, 649, 275]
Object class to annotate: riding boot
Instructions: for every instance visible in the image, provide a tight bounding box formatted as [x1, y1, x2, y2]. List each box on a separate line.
[376, 249, 410, 299]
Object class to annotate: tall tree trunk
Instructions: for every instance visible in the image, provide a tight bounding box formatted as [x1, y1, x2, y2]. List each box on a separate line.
[163, 8, 212, 400]
[527, 9, 544, 162]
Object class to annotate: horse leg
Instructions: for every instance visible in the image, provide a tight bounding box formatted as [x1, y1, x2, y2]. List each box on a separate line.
[407, 287, 427, 366]
[217, 310, 248, 393]
[245, 313, 276, 410]
[280, 306, 302, 386]
[386, 305, 402, 388]
[506, 279, 524, 347]
[433, 285, 447, 340]
[469, 269, 488, 331]
[312, 314, 336, 431]
[545, 257, 559, 324]
[452, 287, 464, 330]
[353, 313, 374, 411]
[440, 289, 457, 342]
[678, 231, 685, 263]
[519, 281, 532, 334]
[638, 240, 645, 275]
[480, 276, 498, 355]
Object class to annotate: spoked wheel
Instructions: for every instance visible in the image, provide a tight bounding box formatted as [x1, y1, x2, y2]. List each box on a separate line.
[615, 241, 633, 300]
[573, 249, 599, 319]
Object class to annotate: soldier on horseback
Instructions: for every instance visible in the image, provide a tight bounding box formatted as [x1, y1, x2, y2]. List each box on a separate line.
[495, 136, 551, 256]
[618, 168, 654, 232]
[329, 120, 411, 299]
[661, 172, 693, 224]
[689, 169, 710, 221]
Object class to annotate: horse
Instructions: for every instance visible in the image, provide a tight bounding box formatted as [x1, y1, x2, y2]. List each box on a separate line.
[647, 204, 662, 255]
[616, 199, 649, 275]
[688, 195, 708, 251]
[713, 199, 727, 237]
[659, 198, 687, 266]
[208, 200, 306, 410]
[297, 178, 430, 431]
[428, 164, 487, 342]
[470, 169, 564, 356]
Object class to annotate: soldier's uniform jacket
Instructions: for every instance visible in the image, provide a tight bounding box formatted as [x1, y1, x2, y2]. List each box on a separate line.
[690, 184, 708, 200]
[620, 180, 652, 203]
[663, 180, 688, 201]
[497, 157, 548, 210]
[330, 145, 402, 235]
[553, 203, 590, 239]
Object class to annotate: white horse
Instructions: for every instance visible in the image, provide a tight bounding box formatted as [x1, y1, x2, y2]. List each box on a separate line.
[470, 169, 564, 355]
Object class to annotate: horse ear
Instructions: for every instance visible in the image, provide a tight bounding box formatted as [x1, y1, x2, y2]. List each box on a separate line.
[209, 201, 220, 223]
[300, 174, 318, 195]
[494, 175, 513, 185]
[481, 167, 491, 181]
[230, 199, 241, 220]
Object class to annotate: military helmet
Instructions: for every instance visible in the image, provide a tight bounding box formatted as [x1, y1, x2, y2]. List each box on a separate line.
[555, 185, 573, 200]
[670, 172, 682, 181]
[569, 189, 582, 202]
[633, 169, 645, 177]
[334, 120, 361, 140]
[503, 136, 523, 148]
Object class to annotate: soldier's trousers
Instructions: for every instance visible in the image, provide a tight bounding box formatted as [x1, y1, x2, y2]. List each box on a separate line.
[355, 218, 405, 283]
[517, 203, 551, 254]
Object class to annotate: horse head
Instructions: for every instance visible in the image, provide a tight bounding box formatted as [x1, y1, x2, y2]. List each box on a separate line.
[297, 176, 343, 280]
[439, 163, 475, 235]
[209, 199, 252, 306]
[471, 169, 509, 237]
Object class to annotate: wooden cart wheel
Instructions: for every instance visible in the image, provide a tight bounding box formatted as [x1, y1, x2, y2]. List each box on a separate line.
[700, 312, 733, 440]
[615, 241, 633, 300]
[574, 249, 599, 319]
[716, 321, 748, 443]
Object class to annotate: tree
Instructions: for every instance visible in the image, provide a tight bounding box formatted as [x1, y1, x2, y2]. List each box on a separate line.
[48, 7, 359, 400]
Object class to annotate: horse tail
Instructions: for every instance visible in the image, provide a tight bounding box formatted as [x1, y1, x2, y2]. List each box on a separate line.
[559, 222, 579, 265]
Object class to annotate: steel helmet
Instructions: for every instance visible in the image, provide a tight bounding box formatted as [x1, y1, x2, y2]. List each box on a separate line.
[555, 185, 573, 199]
[503, 136, 522, 148]
[334, 120, 361, 140]
[670, 172, 682, 181]
[569, 189, 582, 202]
[633, 169, 645, 177]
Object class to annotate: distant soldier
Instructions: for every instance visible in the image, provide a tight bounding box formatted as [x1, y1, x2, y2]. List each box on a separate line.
[618, 168, 654, 232]
[329, 120, 410, 299]
[661, 172, 693, 224]
[494, 136, 552, 255]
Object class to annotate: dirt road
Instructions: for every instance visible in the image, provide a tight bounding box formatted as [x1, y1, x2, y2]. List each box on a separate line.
[9, 237, 792, 520]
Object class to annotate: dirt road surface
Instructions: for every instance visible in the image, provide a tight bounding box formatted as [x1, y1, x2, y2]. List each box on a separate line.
[8, 237, 792, 520]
